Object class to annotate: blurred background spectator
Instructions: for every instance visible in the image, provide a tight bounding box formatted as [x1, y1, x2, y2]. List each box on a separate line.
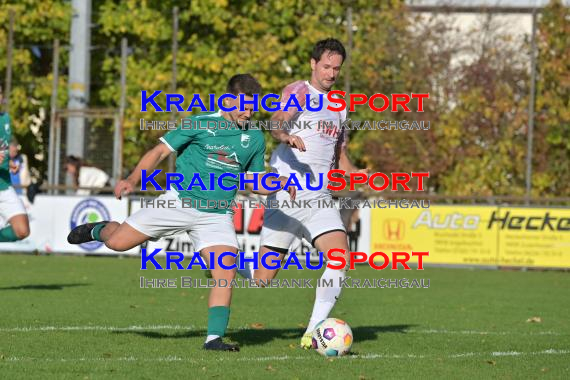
[64, 155, 110, 196]
[9, 138, 31, 196]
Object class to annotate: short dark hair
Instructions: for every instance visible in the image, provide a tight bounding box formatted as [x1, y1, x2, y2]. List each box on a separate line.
[65, 155, 83, 167]
[311, 38, 346, 63]
[65, 155, 84, 185]
[226, 74, 262, 96]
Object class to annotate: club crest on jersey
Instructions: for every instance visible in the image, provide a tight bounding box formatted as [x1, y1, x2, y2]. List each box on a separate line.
[240, 134, 250, 148]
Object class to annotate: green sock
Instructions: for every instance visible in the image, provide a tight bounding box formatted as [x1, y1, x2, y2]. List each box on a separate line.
[207, 306, 230, 337]
[0, 225, 19, 242]
[91, 223, 106, 242]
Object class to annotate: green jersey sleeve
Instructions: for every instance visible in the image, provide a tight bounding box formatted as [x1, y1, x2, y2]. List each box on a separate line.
[245, 137, 266, 173]
[0, 113, 12, 190]
[0, 113, 12, 154]
[1, 113, 12, 142]
[160, 117, 200, 153]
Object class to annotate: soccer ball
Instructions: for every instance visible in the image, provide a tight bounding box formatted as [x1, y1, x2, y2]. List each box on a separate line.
[311, 318, 353, 357]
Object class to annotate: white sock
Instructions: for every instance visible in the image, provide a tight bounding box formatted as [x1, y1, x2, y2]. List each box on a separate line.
[236, 253, 255, 279]
[305, 267, 346, 333]
[205, 334, 220, 343]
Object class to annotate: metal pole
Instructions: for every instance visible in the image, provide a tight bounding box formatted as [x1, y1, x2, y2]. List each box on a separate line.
[525, 8, 538, 204]
[4, 9, 14, 113]
[113, 114, 121, 181]
[48, 39, 60, 195]
[168, 6, 179, 173]
[172, 6, 178, 100]
[54, 115, 62, 192]
[66, 0, 92, 159]
[115, 37, 127, 182]
[344, 6, 352, 95]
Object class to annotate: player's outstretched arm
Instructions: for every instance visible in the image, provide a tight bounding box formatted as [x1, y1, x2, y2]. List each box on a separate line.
[270, 80, 309, 151]
[244, 173, 296, 200]
[114, 143, 172, 199]
[270, 111, 306, 152]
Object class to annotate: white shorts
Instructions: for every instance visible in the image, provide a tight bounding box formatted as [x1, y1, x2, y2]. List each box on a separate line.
[259, 192, 346, 250]
[126, 191, 238, 252]
[0, 187, 27, 222]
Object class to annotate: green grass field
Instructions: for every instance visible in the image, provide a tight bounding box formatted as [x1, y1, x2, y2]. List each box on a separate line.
[0, 253, 569, 379]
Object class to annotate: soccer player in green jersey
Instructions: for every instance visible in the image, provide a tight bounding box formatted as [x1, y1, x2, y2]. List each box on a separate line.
[0, 86, 30, 243]
[67, 74, 295, 351]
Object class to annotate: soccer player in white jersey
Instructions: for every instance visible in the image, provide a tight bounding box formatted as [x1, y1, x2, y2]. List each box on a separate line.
[254, 39, 367, 348]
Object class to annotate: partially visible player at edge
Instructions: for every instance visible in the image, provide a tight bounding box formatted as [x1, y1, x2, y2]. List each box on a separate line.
[67, 74, 295, 352]
[0, 85, 30, 243]
[253, 39, 367, 349]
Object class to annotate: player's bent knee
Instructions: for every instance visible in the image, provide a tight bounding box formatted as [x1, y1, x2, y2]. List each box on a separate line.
[105, 238, 133, 252]
[9, 216, 30, 240]
[14, 227, 30, 240]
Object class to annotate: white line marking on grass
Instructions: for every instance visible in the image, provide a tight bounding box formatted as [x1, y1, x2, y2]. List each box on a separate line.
[0, 325, 566, 337]
[3, 349, 569, 364]
[0, 325, 195, 333]
[492, 351, 523, 356]
[231, 349, 570, 361]
[233, 355, 309, 362]
[410, 329, 564, 336]
[449, 352, 477, 358]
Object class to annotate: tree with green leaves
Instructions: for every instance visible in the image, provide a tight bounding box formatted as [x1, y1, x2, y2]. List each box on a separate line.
[533, 0, 570, 197]
[0, 0, 70, 182]
[1, 0, 568, 199]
